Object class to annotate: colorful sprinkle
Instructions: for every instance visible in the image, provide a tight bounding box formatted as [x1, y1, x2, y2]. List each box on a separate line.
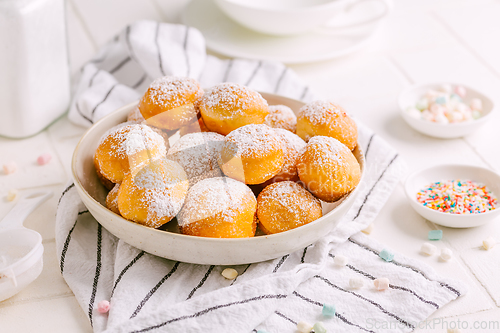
[379, 249, 394, 262]
[322, 304, 336, 318]
[313, 322, 327, 333]
[428, 230, 443, 241]
[416, 180, 497, 214]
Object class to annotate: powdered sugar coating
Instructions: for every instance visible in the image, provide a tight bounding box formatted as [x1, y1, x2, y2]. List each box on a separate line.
[257, 181, 322, 234]
[268, 128, 306, 182]
[127, 106, 145, 122]
[298, 100, 347, 125]
[200, 83, 268, 119]
[146, 76, 203, 108]
[303, 136, 347, 167]
[264, 105, 297, 132]
[224, 124, 281, 159]
[167, 132, 225, 185]
[178, 177, 255, 227]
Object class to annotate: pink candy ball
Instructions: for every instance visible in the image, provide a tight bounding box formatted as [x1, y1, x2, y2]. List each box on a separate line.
[454, 85, 466, 98]
[97, 300, 110, 314]
[374, 278, 390, 291]
[37, 153, 52, 165]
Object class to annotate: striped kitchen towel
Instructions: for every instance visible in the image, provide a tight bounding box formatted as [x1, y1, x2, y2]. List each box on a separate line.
[57, 20, 467, 333]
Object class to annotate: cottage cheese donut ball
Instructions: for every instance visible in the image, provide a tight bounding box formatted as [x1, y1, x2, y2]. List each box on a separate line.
[265, 128, 306, 185]
[179, 116, 209, 137]
[297, 136, 360, 202]
[257, 181, 322, 234]
[167, 132, 225, 186]
[264, 105, 297, 132]
[117, 159, 188, 228]
[94, 123, 167, 184]
[106, 183, 121, 215]
[198, 83, 269, 135]
[296, 100, 358, 150]
[218, 124, 284, 185]
[178, 177, 257, 238]
[138, 76, 204, 130]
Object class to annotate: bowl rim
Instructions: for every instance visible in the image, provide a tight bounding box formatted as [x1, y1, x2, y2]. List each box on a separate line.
[398, 82, 495, 128]
[71, 96, 366, 245]
[215, 0, 351, 14]
[404, 163, 500, 219]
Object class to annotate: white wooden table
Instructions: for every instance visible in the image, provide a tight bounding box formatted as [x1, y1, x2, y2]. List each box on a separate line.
[1, 0, 500, 331]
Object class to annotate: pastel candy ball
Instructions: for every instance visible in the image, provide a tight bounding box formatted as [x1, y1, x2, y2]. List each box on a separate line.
[421, 242, 437, 256]
[37, 153, 52, 165]
[349, 277, 364, 289]
[322, 304, 336, 318]
[97, 300, 110, 314]
[333, 255, 348, 267]
[379, 249, 394, 262]
[3, 161, 17, 174]
[454, 85, 466, 98]
[221, 268, 238, 280]
[470, 98, 482, 111]
[483, 237, 496, 250]
[440, 248, 453, 261]
[313, 322, 327, 333]
[374, 278, 390, 291]
[297, 321, 313, 333]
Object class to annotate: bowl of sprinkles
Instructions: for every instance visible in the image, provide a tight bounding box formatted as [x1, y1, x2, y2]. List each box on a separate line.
[399, 83, 495, 139]
[405, 164, 500, 228]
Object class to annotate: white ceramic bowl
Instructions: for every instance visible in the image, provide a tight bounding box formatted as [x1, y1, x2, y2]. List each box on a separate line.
[72, 93, 365, 265]
[405, 164, 500, 228]
[399, 83, 495, 139]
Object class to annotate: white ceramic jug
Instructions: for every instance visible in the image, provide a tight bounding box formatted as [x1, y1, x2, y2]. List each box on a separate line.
[0, 0, 70, 138]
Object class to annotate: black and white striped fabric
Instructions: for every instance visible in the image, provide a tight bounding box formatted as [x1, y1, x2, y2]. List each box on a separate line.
[58, 21, 466, 333]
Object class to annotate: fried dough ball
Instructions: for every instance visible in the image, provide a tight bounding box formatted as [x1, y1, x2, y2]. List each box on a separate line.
[297, 136, 361, 202]
[264, 105, 297, 132]
[198, 83, 269, 135]
[167, 132, 225, 186]
[96, 163, 115, 191]
[178, 177, 257, 238]
[127, 106, 145, 122]
[117, 159, 188, 228]
[94, 123, 167, 184]
[138, 76, 204, 130]
[257, 181, 322, 234]
[218, 124, 284, 185]
[264, 128, 306, 185]
[179, 116, 210, 137]
[106, 183, 121, 215]
[296, 100, 357, 150]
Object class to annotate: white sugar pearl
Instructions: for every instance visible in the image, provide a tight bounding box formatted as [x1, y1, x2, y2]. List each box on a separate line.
[333, 255, 348, 267]
[421, 110, 434, 121]
[454, 85, 466, 98]
[435, 113, 449, 124]
[349, 277, 364, 289]
[297, 321, 313, 333]
[440, 248, 453, 261]
[470, 98, 482, 111]
[7, 189, 18, 202]
[421, 242, 437, 256]
[415, 99, 429, 111]
[361, 223, 374, 235]
[483, 237, 496, 251]
[374, 278, 390, 291]
[451, 111, 464, 122]
[221, 268, 238, 280]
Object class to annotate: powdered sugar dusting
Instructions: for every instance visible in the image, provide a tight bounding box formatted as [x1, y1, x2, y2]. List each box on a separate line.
[264, 105, 297, 132]
[167, 132, 225, 184]
[305, 136, 347, 167]
[200, 83, 268, 119]
[298, 100, 347, 125]
[224, 124, 282, 158]
[272, 128, 306, 180]
[178, 177, 255, 227]
[147, 76, 203, 106]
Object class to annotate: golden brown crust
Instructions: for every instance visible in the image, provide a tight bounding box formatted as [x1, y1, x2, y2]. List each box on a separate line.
[297, 136, 360, 202]
[296, 101, 357, 150]
[106, 183, 121, 215]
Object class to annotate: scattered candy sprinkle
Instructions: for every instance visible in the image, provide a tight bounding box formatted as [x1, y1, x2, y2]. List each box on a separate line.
[374, 278, 390, 291]
[416, 180, 497, 214]
[322, 304, 336, 318]
[97, 300, 110, 314]
[221, 268, 238, 280]
[428, 230, 443, 241]
[333, 255, 348, 267]
[361, 223, 374, 235]
[349, 277, 364, 289]
[483, 237, 496, 251]
[407, 85, 484, 124]
[37, 153, 52, 165]
[440, 248, 453, 261]
[7, 189, 18, 202]
[297, 321, 313, 333]
[421, 242, 437, 256]
[379, 249, 394, 262]
[3, 161, 17, 174]
[313, 322, 327, 333]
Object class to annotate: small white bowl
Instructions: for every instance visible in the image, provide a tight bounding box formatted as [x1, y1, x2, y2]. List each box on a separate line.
[405, 164, 500, 228]
[399, 83, 495, 139]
